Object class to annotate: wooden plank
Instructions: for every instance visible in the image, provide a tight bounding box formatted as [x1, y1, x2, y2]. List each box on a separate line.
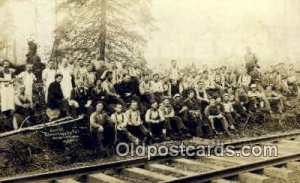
[263, 167, 298, 182]
[87, 172, 127, 183]
[238, 172, 274, 183]
[55, 178, 80, 183]
[147, 163, 198, 176]
[122, 167, 176, 181]
[173, 158, 224, 170]
[0, 116, 83, 138]
[211, 179, 234, 183]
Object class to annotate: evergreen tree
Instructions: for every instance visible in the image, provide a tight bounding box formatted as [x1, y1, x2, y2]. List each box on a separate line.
[55, 0, 154, 65]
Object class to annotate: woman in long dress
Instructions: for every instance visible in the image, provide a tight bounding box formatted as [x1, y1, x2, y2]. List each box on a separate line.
[58, 59, 73, 100]
[0, 60, 15, 117]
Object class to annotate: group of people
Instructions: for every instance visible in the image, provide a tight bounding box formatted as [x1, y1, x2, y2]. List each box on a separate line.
[0, 48, 299, 152]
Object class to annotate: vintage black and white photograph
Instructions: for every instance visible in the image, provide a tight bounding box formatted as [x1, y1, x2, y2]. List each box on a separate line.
[0, 0, 300, 182]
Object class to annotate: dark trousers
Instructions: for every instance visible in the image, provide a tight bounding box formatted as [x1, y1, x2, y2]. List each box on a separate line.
[224, 112, 236, 126]
[186, 112, 203, 136]
[70, 105, 93, 118]
[127, 124, 148, 140]
[116, 129, 138, 143]
[165, 116, 185, 132]
[91, 123, 115, 149]
[149, 121, 166, 137]
[15, 107, 36, 127]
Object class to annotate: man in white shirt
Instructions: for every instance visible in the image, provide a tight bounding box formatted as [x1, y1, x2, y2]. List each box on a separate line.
[42, 61, 57, 100]
[150, 74, 164, 101]
[17, 64, 37, 102]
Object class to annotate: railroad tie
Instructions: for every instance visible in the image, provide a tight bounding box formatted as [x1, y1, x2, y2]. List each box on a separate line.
[211, 179, 234, 183]
[122, 167, 176, 182]
[202, 156, 248, 165]
[55, 178, 80, 183]
[173, 158, 224, 170]
[238, 172, 274, 183]
[87, 172, 127, 183]
[146, 163, 198, 176]
[280, 139, 300, 145]
[263, 167, 298, 182]
[286, 161, 300, 171]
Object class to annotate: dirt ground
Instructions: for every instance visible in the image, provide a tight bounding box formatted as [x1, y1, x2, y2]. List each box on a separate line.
[0, 99, 299, 179]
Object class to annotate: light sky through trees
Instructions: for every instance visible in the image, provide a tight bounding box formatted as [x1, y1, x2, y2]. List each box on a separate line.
[0, 0, 299, 70]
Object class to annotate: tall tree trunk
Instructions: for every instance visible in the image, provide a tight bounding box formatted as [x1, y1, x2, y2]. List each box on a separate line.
[99, 0, 107, 61]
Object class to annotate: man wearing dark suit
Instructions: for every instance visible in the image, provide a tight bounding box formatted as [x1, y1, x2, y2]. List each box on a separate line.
[47, 74, 68, 119]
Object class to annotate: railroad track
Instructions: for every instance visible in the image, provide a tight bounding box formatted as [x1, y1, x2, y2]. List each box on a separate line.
[2, 131, 300, 183]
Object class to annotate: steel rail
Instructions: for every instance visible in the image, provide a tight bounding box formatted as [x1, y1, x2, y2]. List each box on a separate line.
[1, 131, 300, 183]
[162, 153, 300, 183]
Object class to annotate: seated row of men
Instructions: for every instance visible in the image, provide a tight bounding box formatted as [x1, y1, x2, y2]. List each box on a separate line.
[14, 68, 287, 133]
